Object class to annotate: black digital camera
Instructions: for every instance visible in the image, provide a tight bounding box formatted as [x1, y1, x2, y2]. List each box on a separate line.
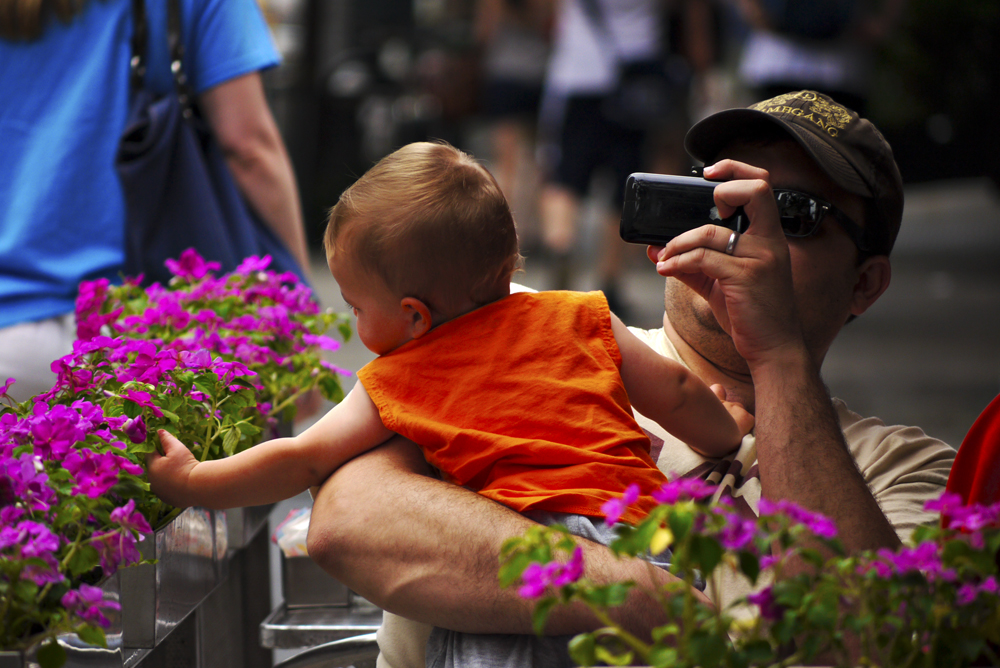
[619, 173, 748, 245]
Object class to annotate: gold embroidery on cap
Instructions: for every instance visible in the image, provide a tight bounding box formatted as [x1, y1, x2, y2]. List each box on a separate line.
[751, 91, 853, 137]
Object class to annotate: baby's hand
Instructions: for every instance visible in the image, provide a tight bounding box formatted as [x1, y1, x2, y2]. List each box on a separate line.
[711, 384, 754, 444]
[146, 430, 199, 509]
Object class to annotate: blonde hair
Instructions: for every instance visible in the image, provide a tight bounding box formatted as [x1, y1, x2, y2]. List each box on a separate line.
[325, 142, 522, 316]
[0, 0, 90, 41]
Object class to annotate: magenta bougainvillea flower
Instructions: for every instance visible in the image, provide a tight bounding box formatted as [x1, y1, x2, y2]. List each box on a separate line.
[759, 497, 838, 538]
[519, 546, 585, 599]
[601, 483, 640, 526]
[61, 584, 122, 628]
[164, 248, 222, 280]
[652, 476, 717, 505]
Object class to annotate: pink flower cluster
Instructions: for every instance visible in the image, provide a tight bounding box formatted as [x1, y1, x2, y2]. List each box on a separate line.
[0, 397, 150, 597]
[519, 546, 585, 599]
[1, 249, 347, 643]
[61, 583, 121, 628]
[758, 497, 838, 539]
[75, 253, 344, 382]
[600, 477, 720, 527]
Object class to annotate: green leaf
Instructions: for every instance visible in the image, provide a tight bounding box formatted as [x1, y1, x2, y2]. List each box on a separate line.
[123, 400, 142, 419]
[738, 550, 760, 584]
[13, 578, 38, 603]
[128, 438, 159, 455]
[531, 597, 557, 636]
[595, 645, 633, 666]
[498, 552, 532, 588]
[37, 640, 67, 668]
[237, 421, 262, 437]
[568, 633, 597, 666]
[319, 375, 344, 403]
[647, 644, 678, 668]
[799, 547, 826, 568]
[740, 639, 774, 665]
[604, 581, 633, 607]
[76, 625, 107, 648]
[580, 583, 634, 608]
[193, 381, 216, 401]
[67, 545, 101, 577]
[689, 534, 724, 574]
[668, 508, 694, 544]
[337, 320, 353, 341]
[222, 428, 241, 457]
[690, 631, 725, 667]
[228, 376, 257, 390]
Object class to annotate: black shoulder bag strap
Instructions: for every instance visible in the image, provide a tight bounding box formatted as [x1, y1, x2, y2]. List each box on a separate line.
[128, 0, 196, 115]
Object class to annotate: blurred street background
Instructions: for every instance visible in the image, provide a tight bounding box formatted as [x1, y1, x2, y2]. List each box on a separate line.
[257, 0, 1000, 448]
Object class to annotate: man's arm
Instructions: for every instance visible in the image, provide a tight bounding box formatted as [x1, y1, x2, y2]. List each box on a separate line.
[751, 348, 902, 551]
[307, 436, 708, 636]
[198, 72, 311, 272]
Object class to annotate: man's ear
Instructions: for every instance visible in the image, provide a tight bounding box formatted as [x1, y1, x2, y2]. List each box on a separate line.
[850, 255, 892, 317]
[400, 297, 433, 339]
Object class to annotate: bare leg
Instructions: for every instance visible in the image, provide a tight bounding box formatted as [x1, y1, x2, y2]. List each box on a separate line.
[539, 184, 580, 290]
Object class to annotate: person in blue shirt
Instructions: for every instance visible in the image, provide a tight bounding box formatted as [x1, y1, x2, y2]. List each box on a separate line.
[0, 0, 309, 400]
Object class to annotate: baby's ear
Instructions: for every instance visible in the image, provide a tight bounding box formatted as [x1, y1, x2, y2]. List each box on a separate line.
[400, 297, 432, 339]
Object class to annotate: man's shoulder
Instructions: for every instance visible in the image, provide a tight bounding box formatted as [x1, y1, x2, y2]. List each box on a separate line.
[834, 398, 956, 457]
[626, 325, 679, 362]
[833, 397, 956, 539]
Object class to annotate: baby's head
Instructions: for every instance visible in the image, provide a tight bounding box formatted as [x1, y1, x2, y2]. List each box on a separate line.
[325, 142, 522, 339]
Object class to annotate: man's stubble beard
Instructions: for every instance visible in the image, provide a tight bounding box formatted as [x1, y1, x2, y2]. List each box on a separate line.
[663, 278, 751, 377]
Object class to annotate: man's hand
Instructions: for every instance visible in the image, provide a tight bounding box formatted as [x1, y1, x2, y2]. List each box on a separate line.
[146, 430, 199, 509]
[648, 160, 805, 369]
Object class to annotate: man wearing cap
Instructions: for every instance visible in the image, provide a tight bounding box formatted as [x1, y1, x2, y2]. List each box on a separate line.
[306, 90, 955, 667]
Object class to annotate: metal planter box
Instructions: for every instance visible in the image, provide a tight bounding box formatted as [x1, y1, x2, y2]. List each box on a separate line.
[118, 506, 220, 650]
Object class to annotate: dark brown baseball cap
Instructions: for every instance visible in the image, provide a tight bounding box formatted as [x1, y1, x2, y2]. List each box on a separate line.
[684, 90, 904, 255]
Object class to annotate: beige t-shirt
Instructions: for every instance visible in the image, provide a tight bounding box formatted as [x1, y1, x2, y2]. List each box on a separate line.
[376, 326, 957, 667]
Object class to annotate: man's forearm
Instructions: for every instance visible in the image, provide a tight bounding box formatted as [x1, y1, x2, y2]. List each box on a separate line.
[307, 437, 700, 636]
[751, 346, 901, 553]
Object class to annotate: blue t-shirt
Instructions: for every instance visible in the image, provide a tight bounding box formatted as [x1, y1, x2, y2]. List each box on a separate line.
[0, 0, 280, 328]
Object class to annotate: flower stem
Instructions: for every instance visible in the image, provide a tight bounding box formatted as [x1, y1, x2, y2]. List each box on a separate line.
[582, 601, 652, 660]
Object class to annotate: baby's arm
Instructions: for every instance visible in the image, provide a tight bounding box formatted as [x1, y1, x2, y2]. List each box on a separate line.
[146, 383, 393, 509]
[611, 315, 753, 457]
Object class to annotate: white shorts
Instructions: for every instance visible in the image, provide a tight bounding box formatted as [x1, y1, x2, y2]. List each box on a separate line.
[0, 313, 76, 401]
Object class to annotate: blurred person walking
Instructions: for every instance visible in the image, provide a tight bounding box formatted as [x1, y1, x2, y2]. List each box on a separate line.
[536, 0, 703, 317]
[474, 0, 554, 250]
[733, 0, 907, 116]
[0, 0, 308, 401]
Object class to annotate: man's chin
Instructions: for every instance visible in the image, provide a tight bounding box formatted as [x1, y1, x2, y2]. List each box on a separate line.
[665, 289, 748, 375]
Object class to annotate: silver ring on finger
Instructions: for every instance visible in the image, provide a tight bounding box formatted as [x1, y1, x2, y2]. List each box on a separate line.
[725, 230, 741, 255]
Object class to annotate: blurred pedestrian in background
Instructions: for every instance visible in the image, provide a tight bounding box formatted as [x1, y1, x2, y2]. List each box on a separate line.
[0, 0, 308, 401]
[474, 0, 554, 250]
[733, 0, 907, 116]
[535, 0, 708, 318]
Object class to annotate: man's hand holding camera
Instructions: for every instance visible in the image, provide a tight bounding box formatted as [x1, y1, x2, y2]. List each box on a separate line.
[647, 159, 806, 373]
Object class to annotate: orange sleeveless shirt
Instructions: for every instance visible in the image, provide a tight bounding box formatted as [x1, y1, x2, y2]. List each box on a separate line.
[357, 290, 666, 525]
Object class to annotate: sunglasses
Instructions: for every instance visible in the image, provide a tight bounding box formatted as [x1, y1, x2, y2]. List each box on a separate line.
[773, 189, 870, 253]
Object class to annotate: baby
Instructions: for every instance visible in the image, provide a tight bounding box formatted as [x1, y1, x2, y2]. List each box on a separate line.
[147, 141, 752, 666]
